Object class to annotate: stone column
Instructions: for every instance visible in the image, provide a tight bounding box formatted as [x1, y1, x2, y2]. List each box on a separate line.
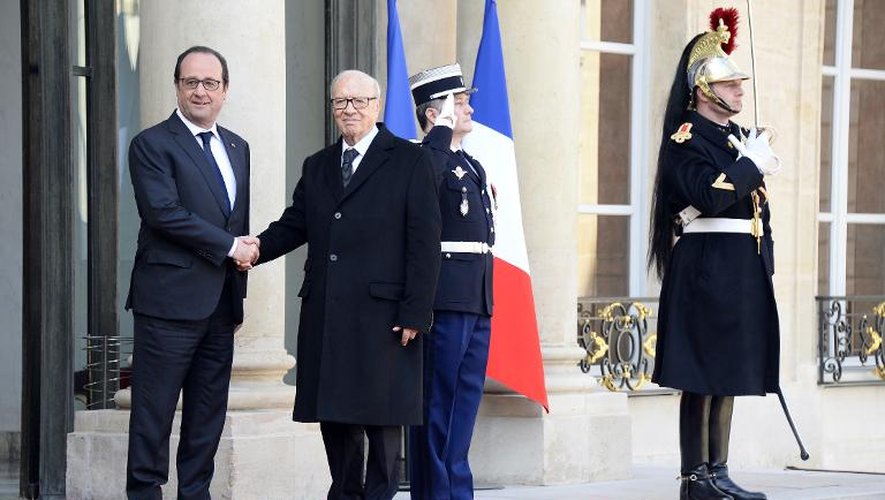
[457, 0, 632, 485]
[67, 2, 328, 498]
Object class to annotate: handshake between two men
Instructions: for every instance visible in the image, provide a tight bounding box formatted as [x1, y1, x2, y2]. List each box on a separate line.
[228, 233, 419, 346]
[232, 235, 261, 271]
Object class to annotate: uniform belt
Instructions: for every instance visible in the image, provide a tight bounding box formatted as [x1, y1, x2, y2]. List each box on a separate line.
[682, 217, 763, 236]
[440, 241, 490, 254]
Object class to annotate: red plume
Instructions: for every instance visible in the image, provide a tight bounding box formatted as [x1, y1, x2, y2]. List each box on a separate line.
[709, 7, 740, 54]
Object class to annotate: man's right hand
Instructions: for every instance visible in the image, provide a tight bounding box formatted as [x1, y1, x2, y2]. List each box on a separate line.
[437, 93, 457, 129]
[233, 236, 260, 271]
[728, 129, 782, 176]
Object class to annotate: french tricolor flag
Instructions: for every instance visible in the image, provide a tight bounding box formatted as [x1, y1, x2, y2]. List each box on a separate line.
[463, 0, 548, 411]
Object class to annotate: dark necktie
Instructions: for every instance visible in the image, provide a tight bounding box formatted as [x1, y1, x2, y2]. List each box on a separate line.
[342, 148, 359, 187]
[197, 131, 231, 211]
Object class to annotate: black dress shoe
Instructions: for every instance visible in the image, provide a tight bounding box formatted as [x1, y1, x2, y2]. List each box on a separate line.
[710, 463, 767, 500]
[680, 463, 734, 500]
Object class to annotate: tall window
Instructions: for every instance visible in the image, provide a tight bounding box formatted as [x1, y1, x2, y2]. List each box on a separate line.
[578, 0, 650, 297]
[820, 0, 885, 296]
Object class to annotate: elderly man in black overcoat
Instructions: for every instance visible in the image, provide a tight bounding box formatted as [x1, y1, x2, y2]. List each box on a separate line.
[248, 69, 441, 500]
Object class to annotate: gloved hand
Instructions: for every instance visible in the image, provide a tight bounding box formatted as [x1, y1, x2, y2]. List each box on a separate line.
[727, 128, 782, 176]
[436, 93, 457, 129]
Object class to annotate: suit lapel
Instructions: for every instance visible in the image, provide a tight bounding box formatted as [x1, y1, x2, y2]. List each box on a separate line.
[218, 127, 246, 214]
[323, 139, 345, 201]
[168, 112, 231, 217]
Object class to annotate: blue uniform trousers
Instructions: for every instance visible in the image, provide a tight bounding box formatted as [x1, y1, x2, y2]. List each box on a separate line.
[410, 311, 491, 500]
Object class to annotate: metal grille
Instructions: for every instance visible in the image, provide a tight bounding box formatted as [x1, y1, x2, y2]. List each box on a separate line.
[817, 296, 885, 385]
[577, 297, 659, 392]
[79, 335, 132, 409]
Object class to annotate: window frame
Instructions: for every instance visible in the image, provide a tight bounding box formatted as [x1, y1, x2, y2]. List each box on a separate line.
[821, 0, 885, 296]
[578, 0, 651, 296]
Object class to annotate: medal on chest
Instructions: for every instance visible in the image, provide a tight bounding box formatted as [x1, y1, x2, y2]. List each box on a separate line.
[459, 185, 470, 217]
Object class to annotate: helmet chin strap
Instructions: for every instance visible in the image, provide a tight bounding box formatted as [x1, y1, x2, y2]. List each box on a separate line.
[712, 93, 738, 114]
[699, 83, 738, 115]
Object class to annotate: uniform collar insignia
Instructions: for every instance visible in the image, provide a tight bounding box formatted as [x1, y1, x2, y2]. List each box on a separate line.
[452, 166, 468, 180]
[670, 122, 693, 143]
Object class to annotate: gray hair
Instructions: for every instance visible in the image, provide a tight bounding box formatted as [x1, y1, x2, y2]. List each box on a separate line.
[330, 69, 381, 98]
[416, 97, 444, 132]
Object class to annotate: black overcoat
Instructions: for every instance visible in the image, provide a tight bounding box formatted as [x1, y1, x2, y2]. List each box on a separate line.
[257, 125, 442, 425]
[652, 112, 780, 396]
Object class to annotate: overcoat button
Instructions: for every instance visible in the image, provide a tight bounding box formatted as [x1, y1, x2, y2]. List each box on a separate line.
[334, 212, 342, 220]
[329, 254, 338, 262]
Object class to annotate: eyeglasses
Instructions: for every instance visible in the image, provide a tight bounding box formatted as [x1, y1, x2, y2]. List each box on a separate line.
[330, 97, 377, 110]
[178, 78, 223, 91]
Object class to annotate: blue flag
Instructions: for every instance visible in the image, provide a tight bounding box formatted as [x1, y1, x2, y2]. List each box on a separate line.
[471, 0, 513, 140]
[383, 0, 416, 140]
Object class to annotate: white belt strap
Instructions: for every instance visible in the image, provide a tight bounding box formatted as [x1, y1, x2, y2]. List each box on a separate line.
[682, 217, 763, 236]
[440, 241, 490, 254]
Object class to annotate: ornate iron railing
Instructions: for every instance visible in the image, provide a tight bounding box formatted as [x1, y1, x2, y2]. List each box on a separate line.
[817, 296, 885, 385]
[577, 297, 659, 392]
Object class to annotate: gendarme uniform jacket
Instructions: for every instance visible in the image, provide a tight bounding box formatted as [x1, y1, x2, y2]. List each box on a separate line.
[422, 125, 495, 317]
[651, 111, 780, 396]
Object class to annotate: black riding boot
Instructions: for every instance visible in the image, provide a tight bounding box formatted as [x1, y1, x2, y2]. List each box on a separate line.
[709, 396, 767, 500]
[680, 392, 732, 500]
[680, 463, 733, 500]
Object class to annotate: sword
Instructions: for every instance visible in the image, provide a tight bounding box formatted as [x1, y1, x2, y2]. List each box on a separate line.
[746, 0, 760, 128]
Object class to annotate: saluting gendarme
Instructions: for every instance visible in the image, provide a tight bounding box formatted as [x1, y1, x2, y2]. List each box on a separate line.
[407, 63, 496, 500]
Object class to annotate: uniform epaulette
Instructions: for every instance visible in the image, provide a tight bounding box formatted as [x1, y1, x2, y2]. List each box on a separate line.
[670, 122, 693, 143]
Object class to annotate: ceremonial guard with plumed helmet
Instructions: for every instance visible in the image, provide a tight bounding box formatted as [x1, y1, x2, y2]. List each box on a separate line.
[648, 8, 781, 500]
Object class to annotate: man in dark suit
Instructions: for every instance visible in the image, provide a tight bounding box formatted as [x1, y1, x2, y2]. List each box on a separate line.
[406, 64, 495, 500]
[125, 46, 258, 500]
[248, 69, 441, 500]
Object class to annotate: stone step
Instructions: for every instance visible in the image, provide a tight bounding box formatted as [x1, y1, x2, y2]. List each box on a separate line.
[395, 465, 885, 500]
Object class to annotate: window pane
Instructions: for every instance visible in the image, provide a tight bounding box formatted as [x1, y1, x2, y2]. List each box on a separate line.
[72, 0, 86, 67]
[818, 222, 830, 295]
[579, 52, 632, 206]
[823, 0, 836, 66]
[577, 214, 629, 297]
[583, 0, 633, 43]
[598, 53, 631, 204]
[847, 224, 885, 295]
[852, 0, 885, 69]
[848, 79, 885, 213]
[601, 0, 632, 43]
[73, 74, 88, 410]
[118, 1, 142, 343]
[820, 76, 833, 213]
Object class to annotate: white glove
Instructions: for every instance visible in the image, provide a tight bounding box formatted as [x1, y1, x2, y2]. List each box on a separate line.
[727, 128, 782, 176]
[436, 93, 457, 129]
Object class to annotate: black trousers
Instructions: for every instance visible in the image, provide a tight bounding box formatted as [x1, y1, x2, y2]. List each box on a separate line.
[126, 280, 236, 500]
[320, 422, 402, 500]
